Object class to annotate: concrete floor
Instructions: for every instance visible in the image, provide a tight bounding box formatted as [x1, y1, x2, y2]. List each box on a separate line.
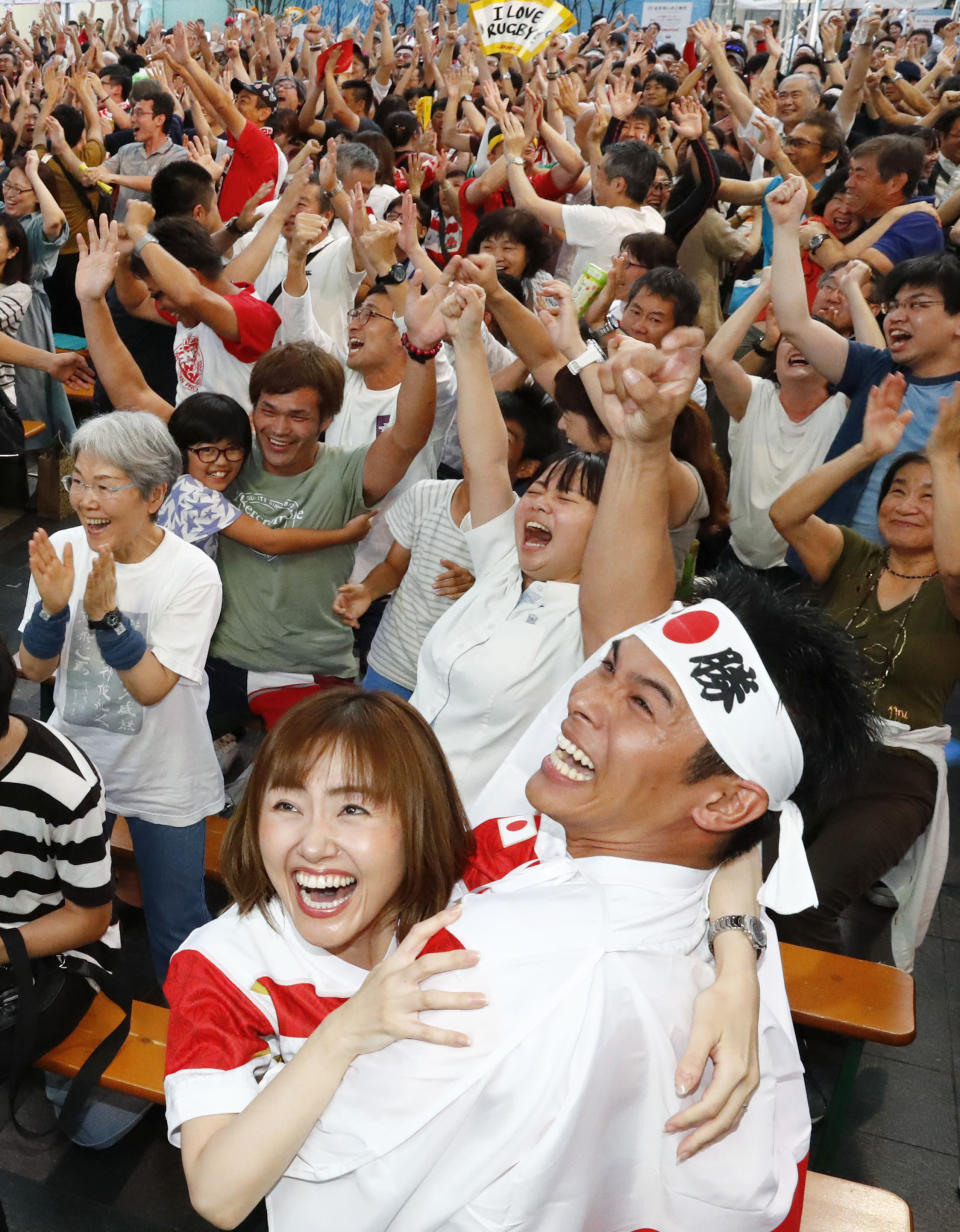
[1, 506, 959, 1230]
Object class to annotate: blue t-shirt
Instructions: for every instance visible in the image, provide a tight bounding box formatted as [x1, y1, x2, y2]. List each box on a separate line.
[157, 473, 241, 557]
[819, 341, 960, 539]
[868, 198, 944, 266]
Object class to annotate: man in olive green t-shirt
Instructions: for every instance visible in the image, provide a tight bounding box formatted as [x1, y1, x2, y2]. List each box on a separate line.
[206, 339, 437, 729]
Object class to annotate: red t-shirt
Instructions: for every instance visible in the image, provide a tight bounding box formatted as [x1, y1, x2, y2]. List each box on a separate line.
[458, 167, 566, 253]
[219, 119, 281, 220]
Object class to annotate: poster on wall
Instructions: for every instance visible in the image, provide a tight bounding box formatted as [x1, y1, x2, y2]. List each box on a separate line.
[469, 0, 576, 61]
[640, 2, 693, 47]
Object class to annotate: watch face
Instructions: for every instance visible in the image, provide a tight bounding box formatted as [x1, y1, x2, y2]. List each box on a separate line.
[104, 609, 124, 633]
[746, 915, 767, 951]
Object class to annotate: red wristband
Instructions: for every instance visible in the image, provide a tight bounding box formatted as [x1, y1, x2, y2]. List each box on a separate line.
[401, 332, 442, 362]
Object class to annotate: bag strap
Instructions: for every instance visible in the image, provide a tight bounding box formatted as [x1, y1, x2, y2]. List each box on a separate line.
[51, 154, 105, 219]
[54, 958, 133, 1141]
[0, 927, 44, 1137]
[265, 241, 327, 305]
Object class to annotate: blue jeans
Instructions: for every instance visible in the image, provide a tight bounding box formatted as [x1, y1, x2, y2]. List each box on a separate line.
[361, 666, 413, 701]
[114, 814, 211, 985]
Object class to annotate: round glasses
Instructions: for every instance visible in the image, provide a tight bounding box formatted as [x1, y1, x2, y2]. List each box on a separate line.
[188, 445, 246, 463]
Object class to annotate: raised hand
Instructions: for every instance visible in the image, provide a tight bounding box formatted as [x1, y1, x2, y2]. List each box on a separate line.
[607, 73, 636, 120]
[28, 529, 74, 616]
[83, 547, 118, 623]
[438, 280, 485, 342]
[75, 215, 120, 302]
[924, 382, 960, 463]
[861, 371, 912, 460]
[670, 94, 705, 142]
[766, 175, 807, 228]
[406, 262, 461, 347]
[457, 251, 499, 295]
[597, 326, 706, 444]
[536, 279, 583, 359]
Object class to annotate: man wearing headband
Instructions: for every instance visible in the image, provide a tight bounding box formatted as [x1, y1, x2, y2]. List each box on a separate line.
[166, 344, 876, 1230]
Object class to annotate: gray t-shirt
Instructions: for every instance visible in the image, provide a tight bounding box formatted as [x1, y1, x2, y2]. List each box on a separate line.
[210, 444, 369, 676]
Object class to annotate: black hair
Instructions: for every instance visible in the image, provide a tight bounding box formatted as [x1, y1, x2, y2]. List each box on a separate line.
[0, 636, 14, 739]
[882, 253, 960, 315]
[625, 104, 658, 134]
[627, 266, 701, 327]
[935, 107, 960, 136]
[382, 110, 420, 150]
[129, 217, 222, 281]
[384, 193, 431, 229]
[467, 207, 554, 278]
[342, 78, 374, 111]
[167, 392, 253, 471]
[810, 166, 849, 216]
[686, 569, 878, 861]
[620, 231, 678, 268]
[745, 52, 770, 77]
[876, 450, 929, 510]
[100, 64, 132, 100]
[530, 449, 608, 505]
[52, 104, 84, 149]
[0, 212, 31, 285]
[151, 160, 216, 218]
[602, 140, 658, 205]
[373, 95, 413, 130]
[644, 70, 678, 94]
[497, 386, 561, 465]
[553, 366, 608, 447]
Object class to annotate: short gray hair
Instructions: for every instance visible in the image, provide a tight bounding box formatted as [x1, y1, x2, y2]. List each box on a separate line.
[70, 411, 181, 500]
[781, 73, 821, 103]
[337, 141, 379, 175]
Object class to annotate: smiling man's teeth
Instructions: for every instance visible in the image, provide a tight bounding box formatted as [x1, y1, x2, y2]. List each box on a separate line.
[547, 750, 592, 781]
[556, 731, 595, 770]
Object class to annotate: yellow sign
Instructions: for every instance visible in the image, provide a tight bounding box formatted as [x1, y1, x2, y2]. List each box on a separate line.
[469, 0, 575, 61]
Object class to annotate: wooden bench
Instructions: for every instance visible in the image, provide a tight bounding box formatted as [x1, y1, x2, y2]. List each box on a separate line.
[781, 943, 915, 1169]
[22, 419, 45, 441]
[800, 1172, 912, 1231]
[34, 1001, 921, 1232]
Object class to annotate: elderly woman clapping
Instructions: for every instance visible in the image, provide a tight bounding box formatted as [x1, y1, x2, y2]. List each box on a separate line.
[19, 411, 224, 982]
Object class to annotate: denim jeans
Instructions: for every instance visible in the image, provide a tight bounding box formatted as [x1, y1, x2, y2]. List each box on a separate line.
[112, 814, 211, 985]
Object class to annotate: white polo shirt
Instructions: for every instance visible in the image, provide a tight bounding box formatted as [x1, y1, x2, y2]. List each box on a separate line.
[410, 502, 583, 807]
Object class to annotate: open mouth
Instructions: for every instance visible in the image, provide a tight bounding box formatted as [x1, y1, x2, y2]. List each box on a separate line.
[545, 732, 595, 783]
[787, 353, 810, 367]
[83, 517, 111, 538]
[264, 435, 294, 452]
[887, 328, 911, 348]
[293, 870, 358, 917]
[523, 520, 552, 549]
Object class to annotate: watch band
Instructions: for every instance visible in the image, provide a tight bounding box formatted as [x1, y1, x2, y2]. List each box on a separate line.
[707, 913, 767, 957]
[87, 607, 124, 633]
[808, 232, 827, 253]
[132, 233, 158, 257]
[566, 339, 605, 375]
[507, 156, 525, 167]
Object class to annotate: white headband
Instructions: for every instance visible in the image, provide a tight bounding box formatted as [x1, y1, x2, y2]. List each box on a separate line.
[470, 600, 816, 915]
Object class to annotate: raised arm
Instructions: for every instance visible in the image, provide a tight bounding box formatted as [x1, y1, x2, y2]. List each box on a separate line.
[501, 112, 565, 231]
[580, 327, 704, 653]
[691, 19, 757, 131]
[769, 176, 849, 386]
[167, 23, 246, 141]
[925, 383, 960, 617]
[703, 274, 770, 422]
[75, 218, 175, 422]
[770, 372, 912, 582]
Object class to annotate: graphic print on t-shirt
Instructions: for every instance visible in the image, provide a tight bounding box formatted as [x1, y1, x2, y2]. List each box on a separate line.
[61, 613, 147, 734]
[235, 490, 306, 560]
[175, 334, 204, 392]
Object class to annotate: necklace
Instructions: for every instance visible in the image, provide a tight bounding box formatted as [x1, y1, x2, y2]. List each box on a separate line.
[842, 559, 935, 698]
[883, 562, 939, 580]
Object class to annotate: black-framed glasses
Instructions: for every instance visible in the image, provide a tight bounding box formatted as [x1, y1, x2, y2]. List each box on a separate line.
[188, 445, 246, 463]
[783, 135, 822, 150]
[347, 306, 395, 325]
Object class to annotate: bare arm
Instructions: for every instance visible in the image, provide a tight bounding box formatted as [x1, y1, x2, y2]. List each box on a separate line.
[703, 279, 770, 422]
[925, 385, 960, 616]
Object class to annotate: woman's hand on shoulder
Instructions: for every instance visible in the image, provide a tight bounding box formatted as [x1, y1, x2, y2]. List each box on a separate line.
[325, 903, 486, 1060]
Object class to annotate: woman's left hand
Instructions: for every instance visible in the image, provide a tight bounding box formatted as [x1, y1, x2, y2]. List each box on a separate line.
[664, 959, 760, 1159]
[83, 548, 118, 623]
[327, 904, 486, 1059]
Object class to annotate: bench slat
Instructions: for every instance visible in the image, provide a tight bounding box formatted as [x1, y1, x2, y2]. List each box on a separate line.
[800, 1171, 912, 1231]
[36, 994, 169, 1104]
[781, 942, 916, 1045]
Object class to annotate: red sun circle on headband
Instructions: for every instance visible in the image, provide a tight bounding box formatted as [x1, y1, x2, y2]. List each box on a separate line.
[661, 610, 720, 644]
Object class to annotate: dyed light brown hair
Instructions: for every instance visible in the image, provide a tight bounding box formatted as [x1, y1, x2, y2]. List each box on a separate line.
[221, 689, 475, 941]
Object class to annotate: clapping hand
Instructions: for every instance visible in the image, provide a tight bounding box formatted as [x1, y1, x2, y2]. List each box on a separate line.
[861, 372, 912, 460]
[28, 529, 74, 617]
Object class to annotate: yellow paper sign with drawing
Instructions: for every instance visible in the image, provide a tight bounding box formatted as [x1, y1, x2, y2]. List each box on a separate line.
[469, 0, 576, 61]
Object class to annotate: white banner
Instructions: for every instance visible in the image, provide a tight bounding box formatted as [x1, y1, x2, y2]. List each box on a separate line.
[469, 0, 576, 61]
[640, 2, 693, 47]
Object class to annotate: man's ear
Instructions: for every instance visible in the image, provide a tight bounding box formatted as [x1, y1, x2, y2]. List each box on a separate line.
[690, 780, 769, 836]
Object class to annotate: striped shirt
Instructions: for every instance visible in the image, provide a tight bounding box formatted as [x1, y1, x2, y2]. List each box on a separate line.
[367, 479, 472, 692]
[0, 718, 116, 967]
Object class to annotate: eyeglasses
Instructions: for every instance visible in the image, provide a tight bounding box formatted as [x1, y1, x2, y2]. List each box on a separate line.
[2, 182, 32, 197]
[130, 106, 155, 118]
[383, 210, 403, 222]
[880, 297, 945, 314]
[783, 135, 822, 150]
[188, 444, 246, 463]
[347, 307, 395, 325]
[62, 475, 138, 499]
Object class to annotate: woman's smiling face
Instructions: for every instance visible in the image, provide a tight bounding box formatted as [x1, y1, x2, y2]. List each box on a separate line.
[258, 745, 406, 970]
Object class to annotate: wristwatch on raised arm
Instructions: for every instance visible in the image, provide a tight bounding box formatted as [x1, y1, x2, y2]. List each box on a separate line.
[808, 232, 828, 255]
[566, 340, 606, 375]
[707, 914, 767, 958]
[87, 608, 125, 634]
[374, 263, 407, 288]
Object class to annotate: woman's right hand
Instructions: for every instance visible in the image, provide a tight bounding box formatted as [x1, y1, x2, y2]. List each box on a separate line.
[861, 371, 913, 460]
[326, 904, 485, 1058]
[28, 530, 74, 616]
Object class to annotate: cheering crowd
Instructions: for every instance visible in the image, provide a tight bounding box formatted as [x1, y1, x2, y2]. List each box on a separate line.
[2, 1, 960, 1227]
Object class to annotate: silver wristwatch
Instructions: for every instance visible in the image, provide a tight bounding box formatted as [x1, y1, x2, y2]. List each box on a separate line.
[132, 233, 159, 257]
[707, 913, 767, 957]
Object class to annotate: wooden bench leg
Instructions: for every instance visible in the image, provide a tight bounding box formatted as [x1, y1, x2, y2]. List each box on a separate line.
[812, 1037, 864, 1172]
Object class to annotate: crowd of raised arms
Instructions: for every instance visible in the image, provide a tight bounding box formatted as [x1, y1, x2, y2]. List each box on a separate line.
[1, 0, 959, 1227]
